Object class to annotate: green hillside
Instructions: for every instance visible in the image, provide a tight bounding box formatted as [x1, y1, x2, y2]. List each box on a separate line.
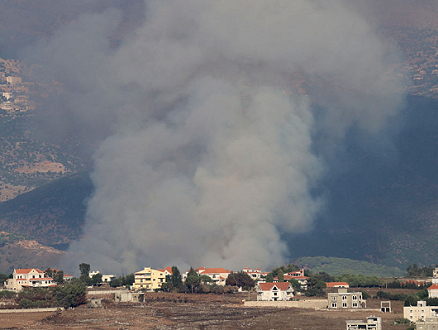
[294, 256, 406, 277]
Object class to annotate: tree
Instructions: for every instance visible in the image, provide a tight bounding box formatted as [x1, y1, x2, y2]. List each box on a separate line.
[185, 275, 200, 293]
[44, 268, 54, 279]
[199, 275, 213, 284]
[289, 278, 301, 289]
[277, 270, 284, 282]
[79, 263, 90, 277]
[187, 267, 197, 277]
[54, 279, 87, 308]
[170, 266, 182, 288]
[91, 273, 102, 286]
[53, 271, 64, 284]
[266, 273, 274, 283]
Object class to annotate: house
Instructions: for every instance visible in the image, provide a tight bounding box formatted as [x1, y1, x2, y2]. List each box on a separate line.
[273, 273, 308, 290]
[158, 266, 173, 277]
[4, 268, 55, 292]
[242, 268, 269, 281]
[326, 282, 350, 289]
[328, 288, 366, 309]
[346, 315, 382, 330]
[429, 284, 438, 298]
[133, 267, 166, 291]
[183, 267, 232, 286]
[404, 301, 438, 323]
[257, 282, 294, 301]
[89, 270, 116, 283]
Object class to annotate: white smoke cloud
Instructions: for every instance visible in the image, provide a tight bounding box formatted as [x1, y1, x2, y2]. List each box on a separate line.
[26, 0, 404, 273]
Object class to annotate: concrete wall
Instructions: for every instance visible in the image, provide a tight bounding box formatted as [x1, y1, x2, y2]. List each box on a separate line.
[0, 307, 63, 313]
[244, 299, 327, 309]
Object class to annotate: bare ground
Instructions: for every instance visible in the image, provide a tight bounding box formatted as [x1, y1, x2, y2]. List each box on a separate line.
[0, 291, 414, 330]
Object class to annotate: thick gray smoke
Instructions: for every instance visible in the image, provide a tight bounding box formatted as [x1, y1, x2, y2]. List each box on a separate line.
[26, 0, 403, 273]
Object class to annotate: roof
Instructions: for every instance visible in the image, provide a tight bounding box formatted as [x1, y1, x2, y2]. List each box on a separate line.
[15, 268, 43, 274]
[199, 268, 231, 274]
[157, 266, 173, 275]
[326, 282, 349, 288]
[259, 282, 292, 291]
[428, 284, 438, 290]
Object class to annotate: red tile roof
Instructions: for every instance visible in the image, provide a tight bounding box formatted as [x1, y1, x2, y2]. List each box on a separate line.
[326, 282, 349, 288]
[259, 282, 291, 291]
[199, 268, 231, 274]
[428, 284, 438, 290]
[157, 266, 173, 275]
[15, 268, 43, 274]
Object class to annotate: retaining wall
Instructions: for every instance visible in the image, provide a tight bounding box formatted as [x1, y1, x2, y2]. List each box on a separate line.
[0, 307, 63, 313]
[244, 299, 327, 309]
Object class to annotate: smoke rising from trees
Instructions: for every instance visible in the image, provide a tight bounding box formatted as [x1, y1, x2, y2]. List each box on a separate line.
[23, 0, 404, 273]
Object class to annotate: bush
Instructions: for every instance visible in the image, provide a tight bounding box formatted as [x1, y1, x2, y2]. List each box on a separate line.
[54, 280, 87, 308]
[19, 298, 34, 309]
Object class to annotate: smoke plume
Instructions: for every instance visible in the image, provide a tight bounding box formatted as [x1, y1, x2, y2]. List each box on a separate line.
[25, 0, 403, 273]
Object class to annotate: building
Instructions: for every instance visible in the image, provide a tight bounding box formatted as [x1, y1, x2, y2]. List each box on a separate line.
[429, 284, 438, 298]
[346, 315, 382, 330]
[6, 76, 22, 86]
[158, 266, 173, 277]
[256, 282, 294, 301]
[242, 268, 269, 281]
[133, 267, 166, 291]
[273, 273, 308, 290]
[328, 288, 366, 309]
[326, 282, 350, 289]
[4, 268, 55, 292]
[89, 270, 116, 283]
[404, 301, 438, 323]
[416, 317, 438, 330]
[197, 268, 232, 286]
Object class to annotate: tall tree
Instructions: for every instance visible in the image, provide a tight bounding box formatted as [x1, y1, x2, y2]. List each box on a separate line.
[171, 266, 182, 288]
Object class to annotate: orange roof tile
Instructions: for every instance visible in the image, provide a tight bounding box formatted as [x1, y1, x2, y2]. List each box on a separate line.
[15, 268, 43, 274]
[200, 268, 231, 274]
[326, 282, 349, 288]
[259, 282, 292, 291]
[428, 284, 438, 290]
[157, 266, 173, 275]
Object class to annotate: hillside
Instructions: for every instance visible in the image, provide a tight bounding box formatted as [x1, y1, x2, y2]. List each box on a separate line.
[0, 231, 65, 274]
[293, 256, 405, 277]
[0, 173, 92, 250]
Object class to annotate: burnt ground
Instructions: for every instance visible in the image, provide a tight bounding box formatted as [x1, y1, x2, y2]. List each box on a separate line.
[0, 290, 414, 330]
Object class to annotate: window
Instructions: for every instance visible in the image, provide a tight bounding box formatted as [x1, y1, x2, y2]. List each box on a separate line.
[342, 303, 347, 308]
[352, 302, 358, 307]
[352, 295, 357, 300]
[331, 303, 337, 308]
[342, 295, 347, 300]
[332, 296, 336, 301]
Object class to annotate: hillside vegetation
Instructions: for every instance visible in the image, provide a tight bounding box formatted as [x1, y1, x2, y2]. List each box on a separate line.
[294, 256, 405, 277]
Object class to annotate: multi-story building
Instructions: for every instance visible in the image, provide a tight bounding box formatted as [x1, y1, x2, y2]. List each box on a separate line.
[133, 267, 167, 291]
[4, 268, 55, 292]
[346, 315, 381, 330]
[416, 317, 438, 330]
[328, 288, 366, 309]
[404, 301, 438, 323]
[89, 270, 117, 283]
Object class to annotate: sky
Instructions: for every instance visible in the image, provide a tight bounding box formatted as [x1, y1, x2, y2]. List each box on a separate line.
[13, 0, 410, 274]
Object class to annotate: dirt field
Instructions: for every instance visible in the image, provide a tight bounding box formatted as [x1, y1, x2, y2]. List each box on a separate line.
[0, 290, 414, 330]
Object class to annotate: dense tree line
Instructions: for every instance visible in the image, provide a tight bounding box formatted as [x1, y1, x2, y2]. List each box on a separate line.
[407, 264, 436, 277]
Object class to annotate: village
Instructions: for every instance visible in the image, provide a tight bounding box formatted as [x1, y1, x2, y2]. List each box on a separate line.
[1, 263, 438, 329]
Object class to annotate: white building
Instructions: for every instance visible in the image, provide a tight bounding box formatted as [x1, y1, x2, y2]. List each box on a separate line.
[429, 284, 438, 298]
[404, 301, 438, 323]
[346, 315, 381, 330]
[256, 282, 294, 301]
[4, 268, 55, 292]
[89, 270, 116, 283]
